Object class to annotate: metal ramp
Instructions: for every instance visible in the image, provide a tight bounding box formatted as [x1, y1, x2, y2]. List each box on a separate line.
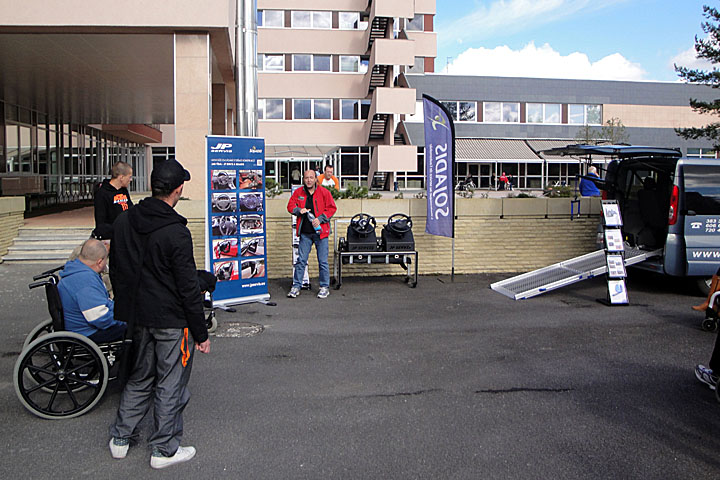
[490, 247, 663, 300]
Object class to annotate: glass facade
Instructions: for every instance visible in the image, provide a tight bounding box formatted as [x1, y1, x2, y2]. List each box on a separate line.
[1, 101, 147, 204]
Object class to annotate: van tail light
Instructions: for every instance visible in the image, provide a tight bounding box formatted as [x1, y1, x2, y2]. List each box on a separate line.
[601, 190, 607, 200]
[668, 185, 679, 225]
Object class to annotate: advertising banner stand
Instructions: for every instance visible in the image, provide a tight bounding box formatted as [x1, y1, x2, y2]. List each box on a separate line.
[206, 136, 271, 307]
[422, 94, 456, 280]
[597, 200, 629, 306]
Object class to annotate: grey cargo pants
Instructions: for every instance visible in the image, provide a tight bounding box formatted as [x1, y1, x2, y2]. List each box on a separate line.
[110, 326, 194, 456]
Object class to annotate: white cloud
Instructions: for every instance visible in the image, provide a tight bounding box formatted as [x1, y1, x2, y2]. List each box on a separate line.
[438, 0, 627, 47]
[443, 42, 647, 81]
[670, 45, 715, 72]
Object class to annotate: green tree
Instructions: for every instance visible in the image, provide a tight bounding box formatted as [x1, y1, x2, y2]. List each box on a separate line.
[574, 124, 601, 144]
[675, 5, 720, 149]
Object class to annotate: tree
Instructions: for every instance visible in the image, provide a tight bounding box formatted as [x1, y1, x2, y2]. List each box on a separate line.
[574, 124, 601, 144]
[676, 5, 720, 149]
[600, 117, 629, 145]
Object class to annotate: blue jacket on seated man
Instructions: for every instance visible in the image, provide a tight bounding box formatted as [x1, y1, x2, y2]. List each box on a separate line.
[58, 239, 127, 343]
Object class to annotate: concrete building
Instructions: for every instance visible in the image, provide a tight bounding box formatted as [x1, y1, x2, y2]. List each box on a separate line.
[403, 74, 719, 190]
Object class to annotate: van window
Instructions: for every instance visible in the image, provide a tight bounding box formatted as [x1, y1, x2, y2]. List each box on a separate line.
[683, 165, 720, 215]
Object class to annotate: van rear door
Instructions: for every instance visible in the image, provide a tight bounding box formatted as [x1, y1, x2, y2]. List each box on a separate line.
[682, 163, 720, 275]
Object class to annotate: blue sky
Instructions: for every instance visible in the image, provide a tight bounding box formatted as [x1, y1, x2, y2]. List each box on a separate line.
[435, 0, 713, 81]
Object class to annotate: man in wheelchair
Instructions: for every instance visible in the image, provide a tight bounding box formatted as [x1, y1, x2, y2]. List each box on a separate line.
[58, 238, 127, 344]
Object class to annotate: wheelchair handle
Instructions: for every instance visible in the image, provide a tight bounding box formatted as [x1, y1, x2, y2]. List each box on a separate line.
[33, 265, 64, 281]
[28, 280, 49, 289]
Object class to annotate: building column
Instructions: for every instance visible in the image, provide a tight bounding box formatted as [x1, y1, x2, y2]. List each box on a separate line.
[174, 33, 212, 200]
[212, 84, 227, 135]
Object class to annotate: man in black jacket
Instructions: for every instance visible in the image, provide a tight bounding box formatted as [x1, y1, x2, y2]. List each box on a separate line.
[93, 161, 134, 240]
[108, 159, 210, 469]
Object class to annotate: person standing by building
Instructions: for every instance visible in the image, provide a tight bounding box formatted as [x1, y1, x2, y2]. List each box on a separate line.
[108, 159, 210, 469]
[93, 161, 134, 240]
[579, 166, 602, 197]
[319, 164, 340, 190]
[286, 169, 337, 299]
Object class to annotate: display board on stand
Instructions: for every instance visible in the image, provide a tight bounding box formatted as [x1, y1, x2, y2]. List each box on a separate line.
[206, 136, 270, 306]
[598, 200, 629, 306]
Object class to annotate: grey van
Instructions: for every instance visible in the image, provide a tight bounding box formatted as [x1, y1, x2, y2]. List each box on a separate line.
[544, 145, 720, 294]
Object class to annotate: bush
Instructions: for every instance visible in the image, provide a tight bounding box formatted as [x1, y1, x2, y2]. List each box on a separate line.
[543, 184, 573, 198]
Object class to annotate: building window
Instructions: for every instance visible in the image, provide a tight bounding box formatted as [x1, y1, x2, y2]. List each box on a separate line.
[406, 14, 424, 31]
[569, 104, 602, 125]
[688, 148, 717, 158]
[291, 54, 331, 72]
[263, 54, 284, 71]
[340, 56, 359, 72]
[459, 102, 476, 122]
[261, 10, 284, 28]
[293, 54, 311, 71]
[527, 103, 561, 124]
[339, 12, 360, 29]
[292, 11, 332, 29]
[313, 55, 331, 72]
[259, 99, 284, 120]
[293, 99, 332, 120]
[340, 100, 371, 120]
[483, 102, 519, 123]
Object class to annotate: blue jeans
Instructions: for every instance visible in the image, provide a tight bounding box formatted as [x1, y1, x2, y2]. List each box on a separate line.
[294, 233, 329, 288]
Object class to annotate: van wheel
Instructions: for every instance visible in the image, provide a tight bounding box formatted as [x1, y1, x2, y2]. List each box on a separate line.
[697, 277, 713, 296]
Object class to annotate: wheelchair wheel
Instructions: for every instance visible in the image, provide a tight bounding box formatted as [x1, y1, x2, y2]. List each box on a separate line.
[206, 312, 218, 334]
[22, 319, 54, 350]
[702, 319, 718, 333]
[14, 332, 108, 419]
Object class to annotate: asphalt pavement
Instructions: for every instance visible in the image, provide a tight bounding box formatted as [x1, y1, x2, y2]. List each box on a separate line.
[1, 262, 720, 479]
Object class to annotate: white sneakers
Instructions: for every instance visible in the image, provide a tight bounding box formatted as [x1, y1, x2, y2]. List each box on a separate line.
[110, 438, 196, 469]
[150, 446, 197, 469]
[109, 438, 129, 459]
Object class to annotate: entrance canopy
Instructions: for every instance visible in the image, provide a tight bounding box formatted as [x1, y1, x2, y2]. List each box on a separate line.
[266, 145, 339, 158]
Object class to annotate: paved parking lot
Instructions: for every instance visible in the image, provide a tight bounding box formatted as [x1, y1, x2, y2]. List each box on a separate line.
[2, 262, 720, 479]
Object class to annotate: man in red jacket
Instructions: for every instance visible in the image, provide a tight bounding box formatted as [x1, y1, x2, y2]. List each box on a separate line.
[287, 169, 337, 299]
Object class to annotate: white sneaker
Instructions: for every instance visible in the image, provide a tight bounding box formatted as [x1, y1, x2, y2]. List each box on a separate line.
[317, 287, 330, 299]
[109, 438, 129, 459]
[150, 446, 196, 469]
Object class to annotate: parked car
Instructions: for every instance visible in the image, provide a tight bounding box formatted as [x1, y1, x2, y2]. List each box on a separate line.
[543, 144, 720, 294]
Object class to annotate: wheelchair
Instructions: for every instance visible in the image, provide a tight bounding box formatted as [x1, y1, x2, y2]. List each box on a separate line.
[14, 266, 129, 419]
[700, 290, 720, 332]
[15, 267, 219, 420]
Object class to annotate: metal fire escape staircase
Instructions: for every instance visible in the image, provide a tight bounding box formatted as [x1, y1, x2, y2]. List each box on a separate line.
[490, 247, 662, 300]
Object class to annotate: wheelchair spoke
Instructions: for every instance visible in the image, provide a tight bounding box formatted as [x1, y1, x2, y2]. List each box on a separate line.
[46, 381, 61, 412]
[65, 359, 97, 376]
[66, 373, 101, 389]
[64, 382, 80, 409]
[61, 344, 76, 370]
[26, 363, 57, 377]
[24, 376, 59, 394]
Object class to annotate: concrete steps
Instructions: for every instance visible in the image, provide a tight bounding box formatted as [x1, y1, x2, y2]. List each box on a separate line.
[2, 227, 93, 262]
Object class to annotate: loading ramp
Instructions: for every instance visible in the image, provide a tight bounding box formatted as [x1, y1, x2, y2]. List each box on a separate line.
[490, 247, 663, 300]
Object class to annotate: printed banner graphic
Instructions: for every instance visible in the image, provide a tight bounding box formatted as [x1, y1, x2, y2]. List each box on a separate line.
[206, 136, 269, 305]
[423, 95, 455, 238]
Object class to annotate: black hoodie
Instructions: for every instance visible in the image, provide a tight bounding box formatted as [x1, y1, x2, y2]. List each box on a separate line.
[93, 179, 133, 239]
[109, 197, 207, 343]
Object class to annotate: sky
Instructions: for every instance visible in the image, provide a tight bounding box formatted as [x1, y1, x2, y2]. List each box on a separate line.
[435, 0, 715, 81]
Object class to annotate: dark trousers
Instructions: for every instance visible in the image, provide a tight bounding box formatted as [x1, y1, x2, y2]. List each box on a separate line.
[110, 326, 194, 456]
[88, 323, 127, 344]
[711, 333, 720, 372]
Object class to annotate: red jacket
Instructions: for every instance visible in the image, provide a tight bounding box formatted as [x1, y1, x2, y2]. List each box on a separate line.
[287, 185, 337, 239]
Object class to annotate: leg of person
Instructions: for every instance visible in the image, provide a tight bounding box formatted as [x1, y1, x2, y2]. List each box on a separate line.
[148, 327, 197, 469]
[289, 233, 312, 297]
[109, 326, 157, 458]
[693, 273, 720, 311]
[696, 331, 720, 390]
[88, 323, 127, 344]
[315, 233, 330, 298]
